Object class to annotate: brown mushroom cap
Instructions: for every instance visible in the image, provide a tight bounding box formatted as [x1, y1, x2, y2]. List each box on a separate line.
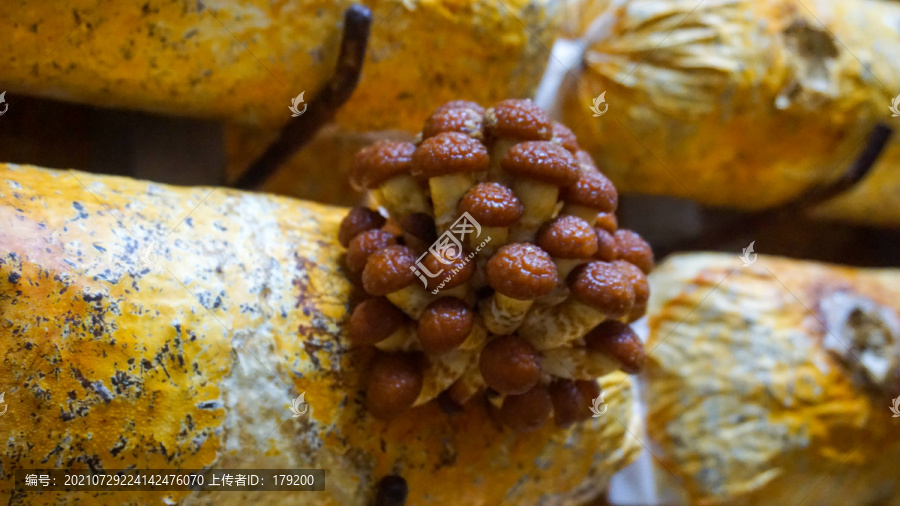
[561, 171, 618, 212]
[574, 380, 601, 408]
[614, 260, 650, 322]
[595, 212, 618, 233]
[536, 215, 599, 259]
[594, 227, 619, 262]
[549, 379, 590, 428]
[614, 229, 654, 274]
[501, 141, 580, 187]
[418, 298, 474, 354]
[568, 261, 635, 318]
[478, 335, 541, 395]
[350, 141, 416, 190]
[349, 297, 408, 345]
[421, 245, 475, 291]
[485, 243, 558, 300]
[584, 321, 645, 374]
[367, 352, 424, 419]
[401, 212, 438, 244]
[499, 384, 553, 432]
[347, 230, 397, 273]
[457, 182, 523, 227]
[362, 245, 418, 296]
[551, 122, 579, 153]
[484, 99, 553, 141]
[422, 106, 483, 139]
[339, 207, 387, 247]
[411, 132, 489, 179]
[434, 100, 485, 115]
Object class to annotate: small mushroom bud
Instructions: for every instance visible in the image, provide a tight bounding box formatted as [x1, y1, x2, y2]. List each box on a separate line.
[519, 261, 635, 349]
[482, 243, 557, 334]
[550, 122, 580, 154]
[614, 260, 650, 323]
[434, 100, 485, 115]
[414, 349, 476, 407]
[483, 99, 553, 180]
[339, 207, 387, 247]
[560, 171, 618, 225]
[351, 141, 429, 222]
[457, 182, 522, 254]
[536, 215, 599, 305]
[363, 245, 434, 318]
[549, 379, 594, 428]
[418, 298, 474, 354]
[614, 229, 654, 274]
[502, 141, 580, 242]
[367, 352, 424, 419]
[478, 335, 542, 395]
[594, 227, 619, 262]
[584, 320, 646, 374]
[346, 229, 397, 273]
[400, 212, 438, 252]
[499, 384, 553, 432]
[349, 297, 409, 346]
[412, 132, 490, 234]
[422, 106, 483, 140]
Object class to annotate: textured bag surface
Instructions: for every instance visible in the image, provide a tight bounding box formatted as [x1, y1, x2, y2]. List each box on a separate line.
[0, 163, 640, 505]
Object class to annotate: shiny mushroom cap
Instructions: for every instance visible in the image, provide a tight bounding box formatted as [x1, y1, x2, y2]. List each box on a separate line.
[338, 206, 386, 247]
[593, 227, 619, 262]
[584, 320, 646, 374]
[457, 182, 523, 227]
[350, 141, 415, 190]
[362, 245, 418, 296]
[367, 352, 424, 419]
[418, 298, 474, 354]
[499, 384, 553, 432]
[501, 141, 580, 187]
[575, 150, 598, 173]
[536, 215, 599, 259]
[422, 246, 475, 291]
[411, 132, 489, 179]
[614, 229, 654, 274]
[568, 261, 635, 318]
[549, 378, 596, 428]
[434, 100, 485, 115]
[614, 260, 650, 322]
[347, 229, 397, 273]
[560, 171, 618, 212]
[485, 243, 557, 300]
[422, 106, 483, 139]
[595, 212, 618, 233]
[349, 297, 408, 345]
[484, 99, 553, 141]
[478, 335, 541, 395]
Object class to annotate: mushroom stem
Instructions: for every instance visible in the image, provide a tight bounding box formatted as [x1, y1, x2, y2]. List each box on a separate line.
[508, 180, 559, 243]
[375, 323, 420, 352]
[537, 258, 586, 307]
[560, 203, 599, 224]
[540, 347, 619, 379]
[374, 175, 430, 221]
[487, 139, 517, 182]
[387, 284, 435, 319]
[458, 318, 488, 350]
[466, 226, 506, 255]
[448, 361, 486, 404]
[481, 292, 533, 335]
[517, 299, 606, 350]
[413, 350, 474, 407]
[430, 173, 475, 234]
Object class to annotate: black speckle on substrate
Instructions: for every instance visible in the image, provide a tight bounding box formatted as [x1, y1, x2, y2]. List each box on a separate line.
[8, 271, 21, 284]
[82, 292, 103, 303]
[373, 475, 407, 506]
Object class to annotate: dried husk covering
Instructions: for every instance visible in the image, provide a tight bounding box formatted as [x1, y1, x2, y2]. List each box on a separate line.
[559, 0, 900, 227]
[644, 253, 900, 504]
[0, 163, 640, 505]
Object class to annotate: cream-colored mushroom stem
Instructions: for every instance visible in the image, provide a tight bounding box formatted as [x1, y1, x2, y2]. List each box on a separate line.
[373, 175, 430, 220]
[481, 292, 534, 334]
[431, 174, 476, 234]
[508, 180, 559, 243]
[518, 300, 606, 349]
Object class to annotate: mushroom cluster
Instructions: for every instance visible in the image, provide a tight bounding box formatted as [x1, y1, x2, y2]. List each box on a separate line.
[338, 99, 653, 431]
